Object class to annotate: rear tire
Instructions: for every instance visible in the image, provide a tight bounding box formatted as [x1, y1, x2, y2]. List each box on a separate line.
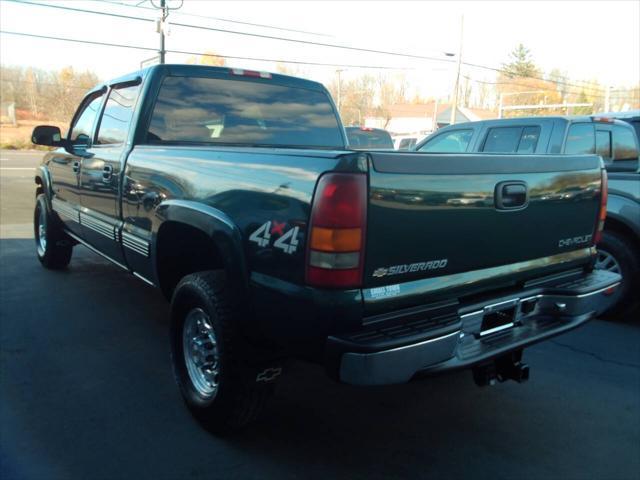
[170, 270, 279, 434]
[34, 194, 73, 270]
[595, 230, 640, 318]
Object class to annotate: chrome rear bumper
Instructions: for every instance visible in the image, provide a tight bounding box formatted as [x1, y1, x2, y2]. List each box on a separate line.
[332, 269, 621, 386]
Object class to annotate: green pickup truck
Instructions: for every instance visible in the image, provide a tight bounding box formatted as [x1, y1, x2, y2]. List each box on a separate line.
[31, 65, 620, 432]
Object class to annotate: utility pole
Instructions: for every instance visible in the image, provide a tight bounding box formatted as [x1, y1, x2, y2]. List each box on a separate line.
[604, 85, 611, 112]
[336, 69, 345, 113]
[159, 0, 167, 64]
[449, 15, 464, 125]
[432, 97, 439, 131]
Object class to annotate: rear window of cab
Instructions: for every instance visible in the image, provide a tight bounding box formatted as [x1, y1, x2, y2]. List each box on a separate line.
[146, 76, 344, 148]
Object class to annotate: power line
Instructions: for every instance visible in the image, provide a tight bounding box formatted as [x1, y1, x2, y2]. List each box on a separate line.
[1, 79, 93, 90]
[5, 0, 627, 94]
[459, 60, 608, 94]
[6, 0, 156, 24]
[149, 0, 182, 10]
[462, 75, 611, 99]
[0, 30, 157, 52]
[166, 48, 412, 70]
[93, 0, 334, 38]
[0, 31, 413, 70]
[6, 0, 456, 65]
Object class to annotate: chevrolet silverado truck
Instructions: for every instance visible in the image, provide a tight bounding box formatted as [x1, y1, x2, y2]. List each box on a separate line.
[416, 116, 640, 316]
[32, 65, 620, 432]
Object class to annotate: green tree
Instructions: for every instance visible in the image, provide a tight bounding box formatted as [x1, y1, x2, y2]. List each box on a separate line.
[502, 43, 539, 78]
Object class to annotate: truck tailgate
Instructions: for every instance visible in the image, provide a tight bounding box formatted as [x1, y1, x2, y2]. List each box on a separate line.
[364, 153, 602, 287]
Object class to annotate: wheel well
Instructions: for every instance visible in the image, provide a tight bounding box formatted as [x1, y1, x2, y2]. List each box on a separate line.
[156, 222, 225, 300]
[35, 176, 44, 196]
[604, 216, 640, 251]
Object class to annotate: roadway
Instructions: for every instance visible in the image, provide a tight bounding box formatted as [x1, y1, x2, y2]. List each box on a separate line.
[1, 150, 639, 479]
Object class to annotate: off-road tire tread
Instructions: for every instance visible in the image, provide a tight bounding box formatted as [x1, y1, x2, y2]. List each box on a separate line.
[170, 270, 273, 434]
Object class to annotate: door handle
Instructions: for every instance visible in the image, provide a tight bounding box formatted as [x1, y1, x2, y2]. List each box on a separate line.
[72, 161, 80, 174]
[495, 181, 528, 210]
[102, 165, 113, 182]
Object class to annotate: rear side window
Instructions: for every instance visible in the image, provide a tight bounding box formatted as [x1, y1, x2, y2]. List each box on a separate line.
[96, 84, 140, 145]
[346, 129, 394, 149]
[564, 123, 595, 154]
[627, 120, 640, 141]
[596, 130, 611, 160]
[481, 126, 541, 153]
[418, 129, 473, 153]
[147, 76, 343, 148]
[398, 138, 416, 150]
[612, 124, 639, 160]
[517, 126, 541, 153]
[69, 93, 104, 145]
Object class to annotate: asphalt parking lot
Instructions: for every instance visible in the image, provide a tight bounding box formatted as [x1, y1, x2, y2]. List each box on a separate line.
[1, 150, 639, 480]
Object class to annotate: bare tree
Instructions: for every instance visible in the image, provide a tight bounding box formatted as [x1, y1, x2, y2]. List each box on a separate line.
[375, 73, 408, 128]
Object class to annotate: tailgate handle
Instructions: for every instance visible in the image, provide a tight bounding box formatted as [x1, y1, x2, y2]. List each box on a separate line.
[495, 181, 528, 210]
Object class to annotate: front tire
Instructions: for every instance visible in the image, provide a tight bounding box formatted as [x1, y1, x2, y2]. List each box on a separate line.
[595, 230, 640, 317]
[170, 271, 278, 433]
[34, 194, 73, 269]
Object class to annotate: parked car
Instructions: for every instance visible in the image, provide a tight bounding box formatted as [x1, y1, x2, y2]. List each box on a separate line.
[394, 136, 417, 150]
[597, 110, 640, 139]
[415, 116, 639, 316]
[32, 66, 620, 432]
[345, 126, 394, 149]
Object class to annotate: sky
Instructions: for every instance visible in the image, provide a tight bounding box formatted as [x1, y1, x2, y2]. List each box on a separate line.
[1, 0, 639, 99]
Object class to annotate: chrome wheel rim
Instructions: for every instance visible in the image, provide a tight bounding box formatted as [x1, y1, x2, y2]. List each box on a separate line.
[595, 248, 621, 274]
[36, 206, 47, 257]
[183, 308, 220, 398]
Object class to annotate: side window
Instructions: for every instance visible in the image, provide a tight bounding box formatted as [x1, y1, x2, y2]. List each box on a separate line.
[482, 127, 522, 153]
[596, 130, 612, 160]
[481, 126, 541, 153]
[418, 129, 473, 153]
[564, 123, 595, 154]
[399, 138, 416, 150]
[612, 125, 639, 161]
[517, 126, 541, 153]
[69, 93, 104, 145]
[96, 84, 140, 145]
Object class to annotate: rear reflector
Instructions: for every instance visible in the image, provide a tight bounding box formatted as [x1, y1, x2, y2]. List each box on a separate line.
[306, 266, 362, 287]
[593, 169, 608, 245]
[305, 173, 367, 288]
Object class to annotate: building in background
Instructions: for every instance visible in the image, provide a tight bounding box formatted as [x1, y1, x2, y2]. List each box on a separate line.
[363, 101, 496, 149]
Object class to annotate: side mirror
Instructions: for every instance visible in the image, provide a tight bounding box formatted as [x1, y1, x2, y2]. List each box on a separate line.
[31, 125, 64, 147]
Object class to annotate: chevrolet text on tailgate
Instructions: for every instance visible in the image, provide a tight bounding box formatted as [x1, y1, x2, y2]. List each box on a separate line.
[31, 65, 621, 433]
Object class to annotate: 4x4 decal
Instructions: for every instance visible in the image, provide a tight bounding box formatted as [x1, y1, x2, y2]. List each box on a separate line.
[249, 221, 300, 254]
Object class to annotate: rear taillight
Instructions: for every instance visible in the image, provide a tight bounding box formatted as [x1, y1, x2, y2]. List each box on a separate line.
[306, 173, 367, 288]
[593, 169, 608, 245]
